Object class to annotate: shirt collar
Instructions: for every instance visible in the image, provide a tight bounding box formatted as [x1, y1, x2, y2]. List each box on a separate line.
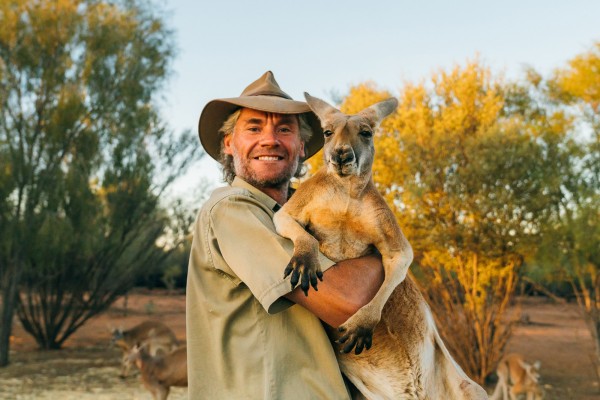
[232, 177, 281, 212]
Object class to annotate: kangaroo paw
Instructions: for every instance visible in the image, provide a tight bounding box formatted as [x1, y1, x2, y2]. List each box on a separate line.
[337, 324, 373, 355]
[336, 310, 381, 354]
[283, 253, 323, 296]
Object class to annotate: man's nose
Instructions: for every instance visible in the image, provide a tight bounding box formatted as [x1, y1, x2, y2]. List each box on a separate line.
[259, 126, 279, 145]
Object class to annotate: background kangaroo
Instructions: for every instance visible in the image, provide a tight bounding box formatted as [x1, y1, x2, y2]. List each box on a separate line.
[128, 344, 188, 400]
[274, 93, 488, 399]
[490, 353, 543, 400]
[111, 320, 180, 378]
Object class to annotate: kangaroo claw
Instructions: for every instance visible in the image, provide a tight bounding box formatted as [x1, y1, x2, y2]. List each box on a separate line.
[337, 324, 374, 355]
[283, 253, 322, 296]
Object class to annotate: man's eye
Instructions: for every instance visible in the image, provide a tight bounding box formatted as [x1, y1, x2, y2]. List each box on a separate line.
[279, 127, 292, 133]
[323, 130, 333, 138]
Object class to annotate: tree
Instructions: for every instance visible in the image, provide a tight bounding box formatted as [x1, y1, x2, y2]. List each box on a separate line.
[540, 41, 600, 382]
[337, 61, 565, 383]
[0, 0, 200, 363]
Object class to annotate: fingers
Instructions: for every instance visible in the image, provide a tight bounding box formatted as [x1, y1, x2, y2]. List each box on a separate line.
[365, 335, 372, 351]
[283, 264, 293, 278]
[301, 269, 310, 296]
[289, 265, 300, 290]
[354, 339, 365, 355]
[354, 334, 373, 355]
[336, 326, 373, 355]
[309, 269, 321, 292]
[300, 268, 320, 296]
[283, 257, 322, 296]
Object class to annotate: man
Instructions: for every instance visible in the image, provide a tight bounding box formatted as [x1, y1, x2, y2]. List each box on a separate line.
[187, 71, 384, 399]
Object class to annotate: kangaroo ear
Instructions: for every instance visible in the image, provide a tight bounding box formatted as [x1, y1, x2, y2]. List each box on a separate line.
[304, 92, 341, 124]
[358, 98, 398, 126]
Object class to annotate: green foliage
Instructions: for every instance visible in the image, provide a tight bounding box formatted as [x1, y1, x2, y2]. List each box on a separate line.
[159, 230, 193, 290]
[161, 264, 182, 291]
[531, 43, 600, 378]
[0, 0, 200, 354]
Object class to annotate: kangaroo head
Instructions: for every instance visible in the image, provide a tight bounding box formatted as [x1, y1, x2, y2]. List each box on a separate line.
[111, 327, 124, 344]
[128, 342, 151, 367]
[526, 361, 541, 383]
[304, 93, 397, 177]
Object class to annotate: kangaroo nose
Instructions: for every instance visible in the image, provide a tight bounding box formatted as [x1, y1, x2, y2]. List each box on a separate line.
[334, 146, 355, 165]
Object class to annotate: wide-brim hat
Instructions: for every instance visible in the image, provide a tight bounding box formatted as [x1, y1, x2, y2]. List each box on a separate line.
[198, 71, 324, 162]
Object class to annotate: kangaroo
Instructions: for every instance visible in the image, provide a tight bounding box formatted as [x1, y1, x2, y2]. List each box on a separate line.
[274, 93, 487, 399]
[490, 353, 543, 400]
[128, 344, 188, 400]
[111, 320, 179, 378]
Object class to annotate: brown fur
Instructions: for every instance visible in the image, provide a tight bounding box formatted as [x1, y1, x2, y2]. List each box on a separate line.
[490, 353, 543, 400]
[274, 94, 488, 399]
[111, 320, 179, 378]
[129, 345, 188, 400]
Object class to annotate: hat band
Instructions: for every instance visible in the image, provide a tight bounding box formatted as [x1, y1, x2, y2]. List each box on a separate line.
[247, 90, 292, 100]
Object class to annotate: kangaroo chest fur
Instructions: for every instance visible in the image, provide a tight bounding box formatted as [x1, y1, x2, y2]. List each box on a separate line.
[298, 176, 377, 261]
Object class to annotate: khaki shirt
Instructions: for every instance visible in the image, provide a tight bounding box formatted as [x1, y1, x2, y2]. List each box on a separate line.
[186, 177, 350, 399]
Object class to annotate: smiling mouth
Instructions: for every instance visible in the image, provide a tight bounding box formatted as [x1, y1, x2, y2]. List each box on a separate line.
[255, 156, 283, 161]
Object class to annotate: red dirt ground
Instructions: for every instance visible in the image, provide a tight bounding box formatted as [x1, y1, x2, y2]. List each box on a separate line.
[0, 290, 598, 399]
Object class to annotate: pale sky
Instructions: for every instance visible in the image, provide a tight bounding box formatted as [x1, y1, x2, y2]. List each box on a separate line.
[159, 0, 600, 200]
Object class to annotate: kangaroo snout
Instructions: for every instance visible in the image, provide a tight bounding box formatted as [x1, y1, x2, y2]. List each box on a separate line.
[332, 145, 355, 166]
[328, 144, 357, 176]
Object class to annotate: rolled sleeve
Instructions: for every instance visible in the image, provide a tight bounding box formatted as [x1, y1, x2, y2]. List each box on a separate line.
[209, 193, 334, 314]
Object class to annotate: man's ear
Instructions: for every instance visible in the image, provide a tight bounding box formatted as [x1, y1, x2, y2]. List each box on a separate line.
[299, 140, 305, 159]
[223, 134, 233, 155]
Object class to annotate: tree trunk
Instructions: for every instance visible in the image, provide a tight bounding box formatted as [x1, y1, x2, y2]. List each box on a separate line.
[594, 320, 600, 392]
[0, 263, 22, 367]
[123, 293, 129, 317]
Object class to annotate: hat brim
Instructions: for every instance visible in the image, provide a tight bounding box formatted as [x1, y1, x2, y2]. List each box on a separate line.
[198, 95, 324, 162]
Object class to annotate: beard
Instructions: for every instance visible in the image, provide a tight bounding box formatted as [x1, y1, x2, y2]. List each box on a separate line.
[230, 151, 300, 189]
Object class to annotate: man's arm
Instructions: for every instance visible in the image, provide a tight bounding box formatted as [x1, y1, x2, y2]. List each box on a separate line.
[284, 254, 384, 328]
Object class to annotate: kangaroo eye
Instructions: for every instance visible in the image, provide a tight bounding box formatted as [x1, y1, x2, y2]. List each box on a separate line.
[359, 130, 373, 138]
[323, 130, 333, 138]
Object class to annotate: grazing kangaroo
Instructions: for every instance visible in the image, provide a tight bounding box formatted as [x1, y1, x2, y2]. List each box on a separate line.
[128, 344, 188, 400]
[490, 353, 543, 400]
[274, 93, 487, 399]
[111, 320, 179, 378]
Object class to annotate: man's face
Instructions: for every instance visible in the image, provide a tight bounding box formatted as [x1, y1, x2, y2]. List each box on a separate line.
[223, 108, 305, 188]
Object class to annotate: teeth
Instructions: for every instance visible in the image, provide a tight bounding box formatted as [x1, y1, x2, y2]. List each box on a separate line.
[257, 156, 279, 161]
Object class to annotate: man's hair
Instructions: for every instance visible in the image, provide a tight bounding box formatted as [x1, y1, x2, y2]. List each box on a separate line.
[218, 109, 313, 184]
